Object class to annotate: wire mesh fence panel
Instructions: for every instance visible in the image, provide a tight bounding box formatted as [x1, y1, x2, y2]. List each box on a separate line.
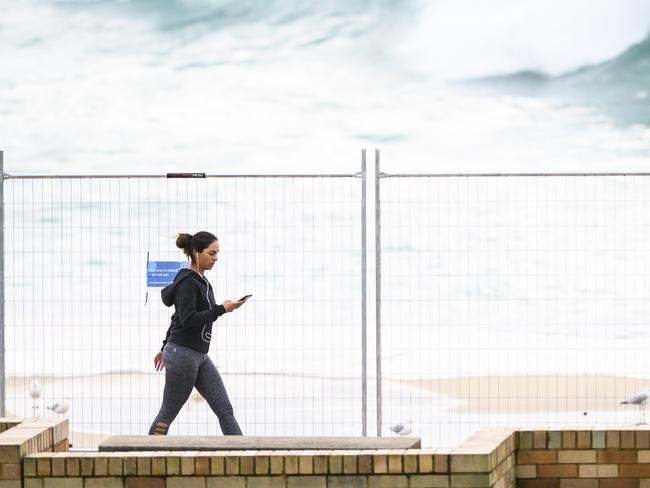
[4, 175, 364, 448]
[378, 174, 650, 448]
[7, 166, 650, 450]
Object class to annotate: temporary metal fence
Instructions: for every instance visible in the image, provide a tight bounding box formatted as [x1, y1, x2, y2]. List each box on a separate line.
[0, 150, 367, 448]
[376, 154, 650, 448]
[3, 149, 650, 449]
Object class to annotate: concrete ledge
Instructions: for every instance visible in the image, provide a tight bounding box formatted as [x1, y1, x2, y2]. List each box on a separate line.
[98, 436, 422, 452]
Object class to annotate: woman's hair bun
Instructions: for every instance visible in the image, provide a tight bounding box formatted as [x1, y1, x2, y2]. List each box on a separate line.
[176, 233, 193, 251]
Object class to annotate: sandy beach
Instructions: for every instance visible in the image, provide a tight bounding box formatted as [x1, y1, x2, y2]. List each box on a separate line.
[7, 373, 650, 448]
[398, 375, 650, 415]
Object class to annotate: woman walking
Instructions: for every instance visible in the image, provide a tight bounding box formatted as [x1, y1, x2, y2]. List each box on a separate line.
[149, 231, 247, 435]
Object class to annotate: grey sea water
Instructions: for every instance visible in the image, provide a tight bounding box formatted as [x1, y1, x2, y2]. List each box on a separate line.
[2, 0, 650, 173]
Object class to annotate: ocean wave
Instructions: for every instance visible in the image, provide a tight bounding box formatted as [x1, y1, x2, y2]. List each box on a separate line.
[396, 0, 650, 79]
[21, 0, 650, 78]
[44, 0, 406, 39]
[465, 33, 650, 126]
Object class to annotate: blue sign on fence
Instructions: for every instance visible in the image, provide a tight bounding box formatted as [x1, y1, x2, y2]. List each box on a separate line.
[146, 261, 187, 287]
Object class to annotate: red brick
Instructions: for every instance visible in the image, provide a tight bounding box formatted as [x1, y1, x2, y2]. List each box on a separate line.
[560, 480, 598, 488]
[123, 457, 137, 476]
[519, 432, 534, 449]
[195, 457, 210, 475]
[597, 451, 638, 464]
[358, 455, 373, 474]
[1, 463, 21, 480]
[403, 454, 418, 474]
[621, 432, 636, 449]
[636, 431, 650, 449]
[599, 479, 639, 488]
[434, 455, 449, 473]
[577, 432, 592, 449]
[240, 456, 255, 475]
[37, 458, 51, 477]
[563, 432, 577, 449]
[518, 450, 558, 464]
[125, 477, 165, 488]
[519, 480, 560, 488]
[619, 465, 650, 477]
[66, 457, 80, 476]
[538, 465, 578, 478]
[535, 432, 549, 449]
[607, 432, 621, 448]
[256, 456, 271, 475]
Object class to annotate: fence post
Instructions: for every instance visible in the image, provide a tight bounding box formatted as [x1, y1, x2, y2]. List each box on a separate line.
[361, 150, 367, 436]
[374, 149, 382, 436]
[0, 151, 5, 417]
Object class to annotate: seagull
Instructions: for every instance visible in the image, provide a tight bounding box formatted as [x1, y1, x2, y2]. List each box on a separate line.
[28, 380, 42, 418]
[46, 403, 70, 417]
[28, 380, 41, 399]
[621, 388, 650, 425]
[390, 419, 413, 436]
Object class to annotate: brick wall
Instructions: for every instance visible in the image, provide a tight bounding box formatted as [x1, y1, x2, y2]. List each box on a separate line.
[0, 417, 69, 488]
[516, 427, 650, 488]
[20, 428, 517, 488]
[13, 421, 650, 488]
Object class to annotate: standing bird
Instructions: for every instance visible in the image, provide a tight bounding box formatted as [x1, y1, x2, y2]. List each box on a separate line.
[390, 419, 413, 436]
[28, 380, 41, 399]
[46, 403, 70, 417]
[27, 380, 41, 418]
[621, 388, 650, 425]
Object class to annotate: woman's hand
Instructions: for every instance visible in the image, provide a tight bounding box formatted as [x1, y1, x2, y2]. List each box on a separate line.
[223, 299, 246, 313]
[154, 351, 164, 371]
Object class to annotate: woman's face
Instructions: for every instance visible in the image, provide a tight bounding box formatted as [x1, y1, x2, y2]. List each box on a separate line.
[196, 240, 219, 271]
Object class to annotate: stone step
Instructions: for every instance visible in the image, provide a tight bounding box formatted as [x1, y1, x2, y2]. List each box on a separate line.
[98, 435, 421, 451]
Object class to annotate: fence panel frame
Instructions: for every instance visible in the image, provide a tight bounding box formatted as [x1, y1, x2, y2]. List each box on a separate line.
[375, 153, 650, 442]
[0, 149, 368, 442]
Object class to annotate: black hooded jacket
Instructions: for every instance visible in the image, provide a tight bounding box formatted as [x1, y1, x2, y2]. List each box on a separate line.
[160, 268, 226, 353]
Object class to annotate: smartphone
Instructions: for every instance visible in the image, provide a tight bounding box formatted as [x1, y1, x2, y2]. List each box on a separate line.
[238, 294, 252, 302]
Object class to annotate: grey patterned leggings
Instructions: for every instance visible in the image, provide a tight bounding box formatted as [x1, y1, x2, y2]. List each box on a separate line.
[149, 342, 242, 435]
